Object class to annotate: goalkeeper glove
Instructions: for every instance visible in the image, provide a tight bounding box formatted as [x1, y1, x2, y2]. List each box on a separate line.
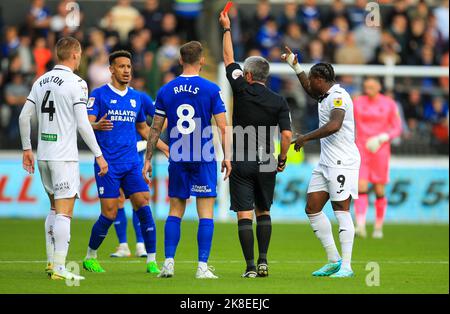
[366, 133, 390, 153]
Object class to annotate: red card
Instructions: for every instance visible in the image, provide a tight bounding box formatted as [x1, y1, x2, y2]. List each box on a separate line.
[222, 1, 233, 14]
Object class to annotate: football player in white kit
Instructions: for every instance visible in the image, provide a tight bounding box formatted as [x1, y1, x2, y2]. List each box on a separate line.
[282, 47, 360, 278]
[19, 37, 108, 281]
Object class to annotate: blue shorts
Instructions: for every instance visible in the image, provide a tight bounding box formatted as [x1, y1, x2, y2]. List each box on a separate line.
[168, 162, 217, 199]
[94, 161, 149, 199]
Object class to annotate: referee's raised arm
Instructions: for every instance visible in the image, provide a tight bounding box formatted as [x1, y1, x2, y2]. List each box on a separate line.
[219, 12, 234, 67]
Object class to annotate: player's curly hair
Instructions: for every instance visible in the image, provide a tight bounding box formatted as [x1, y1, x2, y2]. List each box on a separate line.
[109, 50, 132, 65]
[310, 63, 336, 83]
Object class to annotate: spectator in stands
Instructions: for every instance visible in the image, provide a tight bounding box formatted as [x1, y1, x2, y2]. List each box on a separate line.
[50, 0, 81, 36]
[156, 34, 180, 73]
[256, 18, 282, 58]
[353, 23, 381, 63]
[329, 15, 350, 47]
[4, 72, 29, 141]
[282, 22, 309, 61]
[243, 0, 274, 51]
[408, 0, 430, 24]
[325, 0, 350, 28]
[433, 0, 449, 42]
[335, 33, 365, 65]
[85, 28, 110, 61]
[348, 0, 367, 29]
[174, 0, 203, 42]
[160, 13, 178, 43]
[1, 26, 20, 58]
[98, 16, 121, 52]
[278, 0, 300, 33]
[141, 0, 165, 41]
[440, 49, 449, 93]
[300, 0, 321, 32]
[402, 89, 424, 134]
[389, 14, 410, 63]
[305, 38, 327, 63]
[27, 0, 51, 38]
[103, 0, 140, 44]
[424, 96, 449, 144]
[32, 36, 52, 78]
[407, 17, 426, 65]
[228, 4, 245, 62]
[17, 34, 34, 77]
[424, 96, 449, 124]
[87, 51, 111, 90]
[130, 31, 151, 73]
[373, 31, 402, 65]
[385, 0, 409, 27]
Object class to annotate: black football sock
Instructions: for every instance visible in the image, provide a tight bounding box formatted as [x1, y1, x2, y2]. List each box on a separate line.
[256, 215, 272, 265]
[238, 219, 255, 271]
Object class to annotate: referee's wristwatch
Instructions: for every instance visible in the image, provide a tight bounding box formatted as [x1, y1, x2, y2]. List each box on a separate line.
[223, 28, 231, 34]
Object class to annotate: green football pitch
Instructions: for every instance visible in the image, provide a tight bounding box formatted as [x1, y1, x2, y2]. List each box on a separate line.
[0, 219, 448, 294]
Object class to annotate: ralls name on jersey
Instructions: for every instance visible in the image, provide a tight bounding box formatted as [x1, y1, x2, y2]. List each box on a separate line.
[39, 76, 64, 87]
[174, 85, 200, 95]
[108, 109, 137, 122]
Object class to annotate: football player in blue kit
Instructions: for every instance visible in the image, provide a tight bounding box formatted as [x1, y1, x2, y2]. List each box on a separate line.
[143, 41, 232, 279]
[110, 88, 168, 259]
[83, 50, 168, 274]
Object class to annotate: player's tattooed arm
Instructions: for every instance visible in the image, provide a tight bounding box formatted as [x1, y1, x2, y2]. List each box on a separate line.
[145, 115, 166, 162]
[293, 109, 345, 152]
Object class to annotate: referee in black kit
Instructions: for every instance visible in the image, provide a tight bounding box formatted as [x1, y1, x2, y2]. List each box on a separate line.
[219, 11, 293, 278]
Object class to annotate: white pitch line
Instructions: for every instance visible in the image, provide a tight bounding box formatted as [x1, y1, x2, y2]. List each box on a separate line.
[0, 260, 448, 265]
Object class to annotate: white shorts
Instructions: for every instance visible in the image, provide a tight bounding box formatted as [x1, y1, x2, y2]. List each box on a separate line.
[38, 161, 80, 200]
[307, 164, 359, 201]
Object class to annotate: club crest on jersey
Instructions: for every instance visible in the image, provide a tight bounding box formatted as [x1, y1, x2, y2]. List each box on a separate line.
[87, 97, 95, 109]
[130, 99, 136, 108]
[333, 98, 343, 107]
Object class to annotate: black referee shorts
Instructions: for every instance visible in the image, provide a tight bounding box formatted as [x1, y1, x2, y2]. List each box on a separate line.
[229, 161, 277, 212]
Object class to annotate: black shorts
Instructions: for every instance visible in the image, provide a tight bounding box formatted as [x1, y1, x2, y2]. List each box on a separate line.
[229, 161, 277, 212]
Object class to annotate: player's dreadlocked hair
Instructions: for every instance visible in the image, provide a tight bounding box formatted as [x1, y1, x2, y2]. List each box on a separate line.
[310, 63, 336, 83]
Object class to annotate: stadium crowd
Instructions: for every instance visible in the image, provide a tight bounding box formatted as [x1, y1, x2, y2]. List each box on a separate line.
[0, 0, 448, 153]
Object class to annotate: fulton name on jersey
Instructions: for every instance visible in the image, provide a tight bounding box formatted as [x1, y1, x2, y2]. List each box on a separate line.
[38, 75, 64, 87]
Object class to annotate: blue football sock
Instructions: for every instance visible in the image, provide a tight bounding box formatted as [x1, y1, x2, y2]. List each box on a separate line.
[88, 214, 114, 250]
[114, 208, 128, 244]
[135, 206, 156, 254]
[132, 210, 144, 243]
[165, 216, 182, 259]
[197, 218, 214, 263]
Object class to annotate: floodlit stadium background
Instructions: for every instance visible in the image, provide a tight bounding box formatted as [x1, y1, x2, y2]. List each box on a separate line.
[0, 0, 448, 223]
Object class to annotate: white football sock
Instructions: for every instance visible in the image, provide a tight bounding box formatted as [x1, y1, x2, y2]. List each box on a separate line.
[86, 247, 97, 259]
[53, 214, 71, 272]
[165, 258, 174, 265]
[334, 211, 355, 271]
[146, 253, 156, 263]
[45, 209, 56, 264]
[308, 211, 341, 263]
[198, 261, 208, 271]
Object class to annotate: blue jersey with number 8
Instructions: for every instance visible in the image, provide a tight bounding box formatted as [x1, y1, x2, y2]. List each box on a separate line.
[154, 75, 226, 163]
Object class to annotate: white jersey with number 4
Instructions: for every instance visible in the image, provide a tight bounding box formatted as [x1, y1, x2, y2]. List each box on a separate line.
[27, 65, 89, 161]
[318, 84, 361, 170]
